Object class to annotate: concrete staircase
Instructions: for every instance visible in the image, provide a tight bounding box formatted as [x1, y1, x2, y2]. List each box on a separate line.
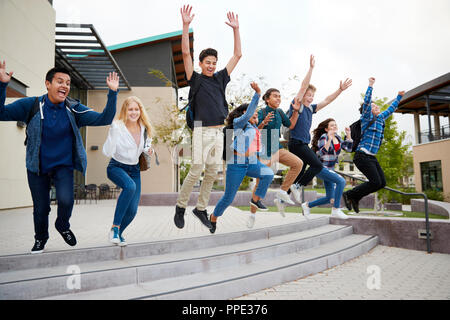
[0, 216, 378, 300]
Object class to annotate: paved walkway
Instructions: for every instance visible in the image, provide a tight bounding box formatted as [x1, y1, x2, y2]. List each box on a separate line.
[1, 200, 449, 300]
[235, 245, 450, 300]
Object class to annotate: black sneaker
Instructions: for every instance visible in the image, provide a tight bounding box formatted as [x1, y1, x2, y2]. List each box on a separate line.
[250, 199, 268, 211]
[59, 229, 77, 246]
[31, 239, 47, 254]
[342, 192, 352, 211]
[209, 215, 216, 234]
[192, 208, 213, 229]
[174, 205, 186, 229]
[349, 197, 360, 213]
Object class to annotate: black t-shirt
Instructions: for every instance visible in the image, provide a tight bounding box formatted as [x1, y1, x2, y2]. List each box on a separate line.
[188, 68, 230, 127]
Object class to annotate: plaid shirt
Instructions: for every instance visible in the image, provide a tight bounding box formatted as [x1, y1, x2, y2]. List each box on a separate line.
[357, 86, 403, 155]
[317, 133, 353, 169]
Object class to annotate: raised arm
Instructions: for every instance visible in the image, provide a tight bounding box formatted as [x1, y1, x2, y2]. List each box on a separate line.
[76, 72, 118, 127]
[181, 5, 195, 81]
[295, 55, 315, 101]
[361, 77, 375, 117]
[380, 90, 405, 121]
[0, 60, 33, 122]
[225, 12, 242, 76]
[233, 83, 260, 129]
[316, 78, 352, 112]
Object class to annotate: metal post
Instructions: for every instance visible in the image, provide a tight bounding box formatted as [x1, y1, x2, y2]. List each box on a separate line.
[423, 195, 431, 253]
[425, 95, 433, 142]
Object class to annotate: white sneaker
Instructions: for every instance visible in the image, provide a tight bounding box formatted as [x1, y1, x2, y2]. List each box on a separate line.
[109, 227, 120, 245]
[247, 213, 256, 229]
[331, 207, 349, 219]
[290, 184, 302, 203]
[277, 190, 295, 205]
[301, 202, 311, 220]
[274, 198, 286, 217]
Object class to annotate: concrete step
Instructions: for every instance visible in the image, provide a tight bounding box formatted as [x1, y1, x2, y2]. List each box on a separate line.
[44, 234, 378, 300]
[0, 216, 330, 272]
[0, 221, 356, 299]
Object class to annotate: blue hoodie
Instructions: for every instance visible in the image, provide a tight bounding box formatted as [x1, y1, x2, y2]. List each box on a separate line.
[0, 81, 117, 174]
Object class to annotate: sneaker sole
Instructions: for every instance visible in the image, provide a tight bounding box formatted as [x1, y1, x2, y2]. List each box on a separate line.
[249, 202, 269, 212]
[192, 210, 213, 229]
[30, 249, 44, 254]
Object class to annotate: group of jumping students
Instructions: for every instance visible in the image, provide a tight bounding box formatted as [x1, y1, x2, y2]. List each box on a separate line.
[0, 5, 404, 253]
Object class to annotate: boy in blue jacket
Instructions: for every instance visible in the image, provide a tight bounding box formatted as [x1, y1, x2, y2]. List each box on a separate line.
[0, 60, 119, 253]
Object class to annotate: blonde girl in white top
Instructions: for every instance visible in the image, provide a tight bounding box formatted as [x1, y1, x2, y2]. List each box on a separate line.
[103, 96, 153, 246]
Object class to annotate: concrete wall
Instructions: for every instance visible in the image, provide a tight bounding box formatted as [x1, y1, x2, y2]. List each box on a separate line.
[413, 139, 450, 201]
[331, 216, 450, 254]
[0, 0, 55, 209]
[86, 86, 178, 193]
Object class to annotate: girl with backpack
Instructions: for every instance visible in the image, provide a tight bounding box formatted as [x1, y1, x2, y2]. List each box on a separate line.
[301, 118, 353, 219]
[209, 82, 274, 233]
[103, 96, 153, 246]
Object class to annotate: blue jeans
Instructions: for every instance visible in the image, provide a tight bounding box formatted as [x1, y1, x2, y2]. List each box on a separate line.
[107, 159, 141, 234]
[27, 166, 74, 240]
[308, 167, 346, 209]
[214, 155, 274, 217]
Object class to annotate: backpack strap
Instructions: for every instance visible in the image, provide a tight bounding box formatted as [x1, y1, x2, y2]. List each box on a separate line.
[361, 116, 377, 136]
[180, 73, 203, 113]
[24, 97, 41, 146]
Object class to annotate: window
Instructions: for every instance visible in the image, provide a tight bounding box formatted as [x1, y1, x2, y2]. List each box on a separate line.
[350, 164, 354, 172]
[420, 160, 443, 191]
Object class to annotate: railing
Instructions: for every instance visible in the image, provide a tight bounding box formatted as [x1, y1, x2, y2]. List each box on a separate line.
[419, 124, 450, 144]
[328, 171, 432, 253]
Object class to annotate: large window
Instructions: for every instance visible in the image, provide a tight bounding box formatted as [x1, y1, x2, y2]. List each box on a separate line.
[420, 160, 443, 191]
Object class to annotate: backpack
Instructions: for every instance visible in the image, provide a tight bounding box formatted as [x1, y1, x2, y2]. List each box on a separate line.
[180, 73, 228, 130]
[349, 117, 377, 152]
[222, 124, 234, 161]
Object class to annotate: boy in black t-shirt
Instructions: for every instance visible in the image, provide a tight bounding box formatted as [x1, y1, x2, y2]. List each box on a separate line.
[174, 5, 242, 230]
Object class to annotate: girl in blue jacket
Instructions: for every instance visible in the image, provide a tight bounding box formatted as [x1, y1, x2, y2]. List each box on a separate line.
[209, 82, 274, 233]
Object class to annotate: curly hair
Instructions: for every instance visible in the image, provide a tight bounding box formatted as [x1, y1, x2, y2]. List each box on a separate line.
[225, 103, 249, 127]
[311, 118, 335, 153]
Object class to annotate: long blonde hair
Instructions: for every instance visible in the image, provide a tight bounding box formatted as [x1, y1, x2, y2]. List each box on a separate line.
[118, 96, 152, 137]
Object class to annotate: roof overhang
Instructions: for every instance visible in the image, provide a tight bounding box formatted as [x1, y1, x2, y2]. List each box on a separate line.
[394, 72, 450, 117]
[55, 23, 131, 90]
[108, 29, 194, 88]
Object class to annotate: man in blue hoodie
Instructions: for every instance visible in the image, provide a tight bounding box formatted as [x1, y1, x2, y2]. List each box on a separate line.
[0, 60, 119, 253]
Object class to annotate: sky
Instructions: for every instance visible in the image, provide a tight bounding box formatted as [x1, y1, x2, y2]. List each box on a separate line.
[53, 0, 450, 144]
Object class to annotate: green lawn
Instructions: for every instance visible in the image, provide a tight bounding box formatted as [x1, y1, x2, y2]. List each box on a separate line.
[235, 206, 447, 220]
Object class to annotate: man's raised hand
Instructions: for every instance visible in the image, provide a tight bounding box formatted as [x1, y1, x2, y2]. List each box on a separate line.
[106, 72, 119, 92]
[181, 5, 195, 26]
[0, 60, 13, 83]
[225, 12, 239, 29]
[340, 78, 352, 91]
